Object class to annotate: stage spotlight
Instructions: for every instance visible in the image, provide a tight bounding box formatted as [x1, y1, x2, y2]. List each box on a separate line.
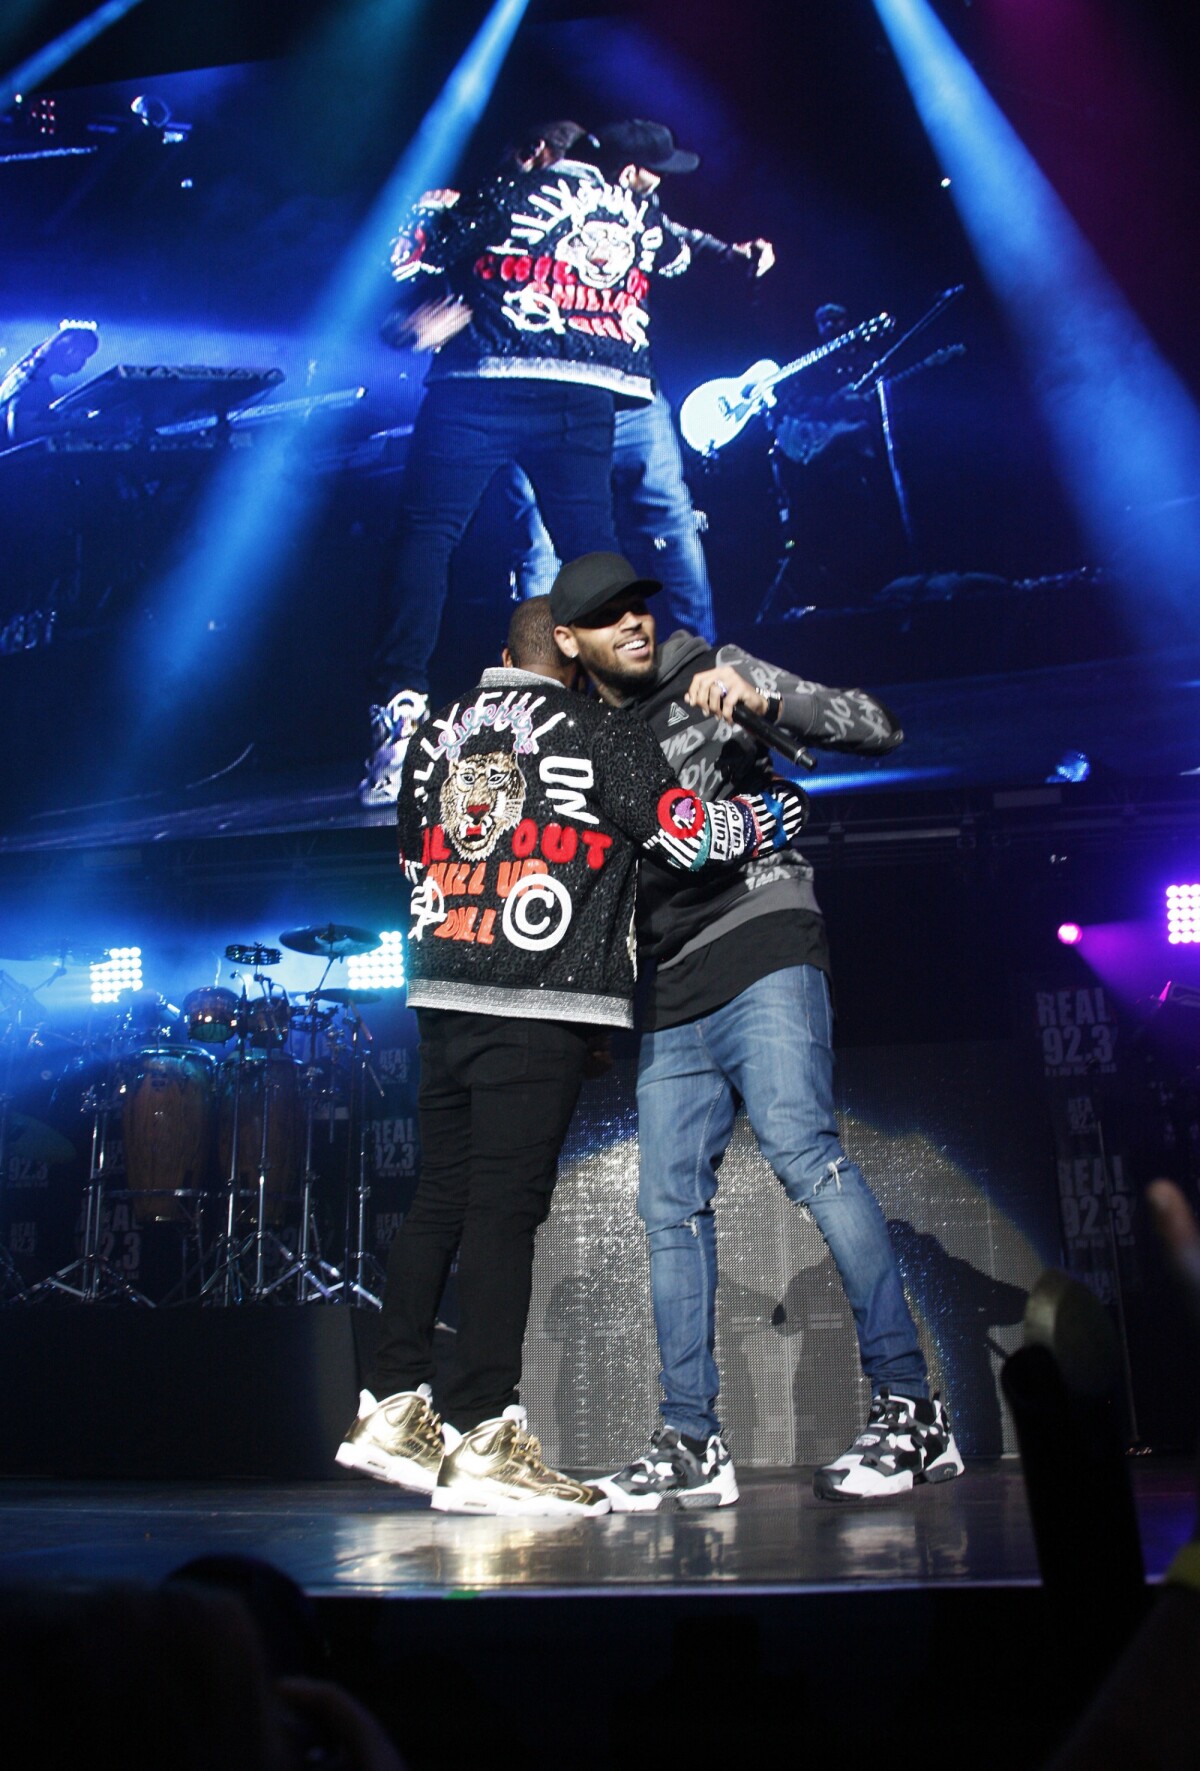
[1047, 750, 1090, 785]
[121, 0, 530, 766]
[1057, 923, 1083, 946]
[1166, 884, 1200, 945]
[347, 931, 405, 991]
[90, 945, 143, 1003]
[872, 0, 1200, 641]
[0, 0, 146, 117]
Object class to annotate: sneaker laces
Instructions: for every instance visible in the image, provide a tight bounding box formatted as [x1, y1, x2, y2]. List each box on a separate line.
[382, 1395, 443, 1455]
[499, 1423, 578, 1492]
[621, 1428, 691, 1483]
[410, 1405, 445, 1457]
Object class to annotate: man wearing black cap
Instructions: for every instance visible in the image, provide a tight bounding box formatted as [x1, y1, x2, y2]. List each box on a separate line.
[338, 561, 808, 1515]
[506, 120, 774, 644]
[552, 555, 963, 1507]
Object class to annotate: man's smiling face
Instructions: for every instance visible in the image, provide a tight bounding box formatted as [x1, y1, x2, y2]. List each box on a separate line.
[554, 594, 658, 702]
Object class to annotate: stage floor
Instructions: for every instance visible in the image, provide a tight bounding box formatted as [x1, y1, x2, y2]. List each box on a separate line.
[0, 1459, 1191, 1599]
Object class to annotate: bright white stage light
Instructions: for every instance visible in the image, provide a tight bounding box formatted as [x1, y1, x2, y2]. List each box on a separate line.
[90, 946, 143, 1003]
[347, 931, 405, 990]
[1166, 883, 1200, 945]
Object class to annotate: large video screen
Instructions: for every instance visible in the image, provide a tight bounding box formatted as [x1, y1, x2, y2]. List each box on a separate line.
[2, 4, 1197, 856]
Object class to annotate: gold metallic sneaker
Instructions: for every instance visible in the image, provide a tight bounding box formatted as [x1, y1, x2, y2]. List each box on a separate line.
[334, 1385, 446, 1493]
[430, 1406, 610, 1517]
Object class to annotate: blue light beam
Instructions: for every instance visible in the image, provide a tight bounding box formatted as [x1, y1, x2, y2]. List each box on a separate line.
[873, 0, 1200, 643]
[0, 0, 145, 116]
[134, 0, 530, 723]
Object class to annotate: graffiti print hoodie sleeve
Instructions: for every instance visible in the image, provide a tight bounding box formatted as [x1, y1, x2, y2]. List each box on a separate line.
[394, 668, 805, 1030]
[635, 631, 904, 968]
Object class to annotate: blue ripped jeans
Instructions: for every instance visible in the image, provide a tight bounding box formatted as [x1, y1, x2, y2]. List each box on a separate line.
[636, 964, 928, 1441]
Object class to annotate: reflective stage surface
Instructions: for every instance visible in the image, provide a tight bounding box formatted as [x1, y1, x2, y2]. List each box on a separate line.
[0, 1460, 1190, 1599]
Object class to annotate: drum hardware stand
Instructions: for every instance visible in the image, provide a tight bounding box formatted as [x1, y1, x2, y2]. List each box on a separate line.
[260, 998, 341, 1303]
[28, 1058, 155, 1305]
[199, 994, 298, 1304]
[0, 1082, 28, 1302]
[328, 1006, 385, 1308]
[198, 980, 252, 1305]
[0, 971, 66, 1303]
[0, 989, 33, 1301]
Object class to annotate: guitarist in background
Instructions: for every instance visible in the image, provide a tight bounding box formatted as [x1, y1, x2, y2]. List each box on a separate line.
[768, 301, 902, 608]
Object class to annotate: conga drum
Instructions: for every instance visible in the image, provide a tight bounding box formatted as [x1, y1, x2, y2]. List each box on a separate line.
[119, 1046, 215, 1223]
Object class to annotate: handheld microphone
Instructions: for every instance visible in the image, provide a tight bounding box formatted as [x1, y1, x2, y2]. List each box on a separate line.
[730, 701, 817, 771]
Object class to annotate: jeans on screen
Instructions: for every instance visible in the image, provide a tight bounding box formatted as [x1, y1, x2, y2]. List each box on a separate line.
[508, 390, 716, 643]
[376, 378, 617, 697]
[635, 964, 928, 1442]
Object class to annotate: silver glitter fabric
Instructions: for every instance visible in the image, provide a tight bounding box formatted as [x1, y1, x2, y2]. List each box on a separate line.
[522, 1041, 1056, 1469]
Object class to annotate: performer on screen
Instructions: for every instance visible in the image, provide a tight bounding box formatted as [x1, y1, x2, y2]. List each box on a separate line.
[549, 566, 964, 1507]
[363, 117, 772, 806]
[362, 121, 649, 806]
[502, 118, 775, 644]
[337, 560, 808, 1515]
[0, 319, 98, 445]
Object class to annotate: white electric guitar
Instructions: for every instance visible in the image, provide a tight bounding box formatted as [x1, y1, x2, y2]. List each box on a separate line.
[679, 313, 894, 456]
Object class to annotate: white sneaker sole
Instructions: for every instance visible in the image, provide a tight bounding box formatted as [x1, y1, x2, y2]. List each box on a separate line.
[429, 1477, 610, 1517]
[595, 1472, 739, 1513]
[358, 777, 401, 807]
[922, 1445, 965, 1483]
[815, 1448, 965, 1501]
[334, 1439, 440, 1494]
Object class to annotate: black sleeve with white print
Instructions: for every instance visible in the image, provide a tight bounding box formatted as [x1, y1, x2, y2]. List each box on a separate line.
[714, 643, 904, 755]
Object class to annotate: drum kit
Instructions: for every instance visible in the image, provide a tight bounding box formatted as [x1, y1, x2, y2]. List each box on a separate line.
[0, 924, 393, 1308]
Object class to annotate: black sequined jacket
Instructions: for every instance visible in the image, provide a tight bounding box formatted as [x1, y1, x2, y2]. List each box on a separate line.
[395, 667, 805, 1027]
[389, 160, 695, 403]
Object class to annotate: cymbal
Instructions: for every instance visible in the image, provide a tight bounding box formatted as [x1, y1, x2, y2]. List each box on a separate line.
[279, 923, 381, 958]
[0, 940, 106, 964]
[315, 988, 382, 1005]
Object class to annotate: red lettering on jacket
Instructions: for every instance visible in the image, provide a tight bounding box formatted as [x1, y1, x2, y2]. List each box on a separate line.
[580, 831, 613, 870]
[511, 818, 539, 858]
[540, 823, 578, 864]
[497, 858, 545, 897]
[435, 906, 482, 943]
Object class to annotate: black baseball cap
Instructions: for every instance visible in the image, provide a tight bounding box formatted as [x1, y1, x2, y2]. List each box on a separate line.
[593, 119, 700, 175]
[549, 552, 662, 625]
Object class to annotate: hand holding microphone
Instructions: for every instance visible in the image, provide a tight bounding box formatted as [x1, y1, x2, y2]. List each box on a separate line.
[684, 667, 816, 771]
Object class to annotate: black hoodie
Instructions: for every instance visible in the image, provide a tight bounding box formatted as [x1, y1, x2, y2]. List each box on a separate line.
[633, 632, 903, 1019]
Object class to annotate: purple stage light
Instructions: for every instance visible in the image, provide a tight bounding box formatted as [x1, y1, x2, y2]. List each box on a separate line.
[1057, 923, 1083, 946]
[1166, 884, 1200, 945]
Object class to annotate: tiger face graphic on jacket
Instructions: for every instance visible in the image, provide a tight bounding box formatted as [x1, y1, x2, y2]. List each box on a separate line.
[439, 750, 527, 860]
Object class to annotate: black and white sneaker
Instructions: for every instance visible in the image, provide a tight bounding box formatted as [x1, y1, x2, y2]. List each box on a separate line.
[596, 1426, 739, 1513]
[358, 690, 429, 807]
[813, 1389, 964, 1501]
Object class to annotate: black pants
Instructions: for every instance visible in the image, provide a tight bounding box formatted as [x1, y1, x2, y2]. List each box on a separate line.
[373, 1009, 591, 1431]
[376, 378, 618, 697]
